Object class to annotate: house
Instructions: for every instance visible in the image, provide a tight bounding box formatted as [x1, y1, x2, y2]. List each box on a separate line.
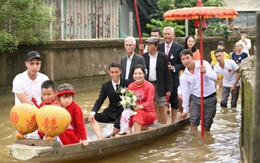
[46, 0, 156, 40]
[225, 0, 260, 35]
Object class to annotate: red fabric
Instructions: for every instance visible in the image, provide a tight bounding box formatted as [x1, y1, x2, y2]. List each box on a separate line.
[38, 99, 59, 108]
[31, 97, 40, 108]
[56, 90, 76, 97]
[128, 81, 156, 127]
[58, 102, 87, 145]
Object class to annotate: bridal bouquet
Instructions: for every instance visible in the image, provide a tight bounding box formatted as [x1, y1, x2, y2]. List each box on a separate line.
[118, 87, 137, 109]
[117, 87, 137, 134]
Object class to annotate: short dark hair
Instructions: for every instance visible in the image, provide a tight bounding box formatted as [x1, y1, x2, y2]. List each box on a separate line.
[218, 41, 225, 46]
[151, 28, 162, 36]
[180, 49, 193, 58]
[109, 62, 122, 70]
[214, 49, 223, 54]
[184, 35, 197, 53]
[240, 30, 247, 34]
[41, 80, 56, 90]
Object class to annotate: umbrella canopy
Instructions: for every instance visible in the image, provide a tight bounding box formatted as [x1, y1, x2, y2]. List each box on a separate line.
[164, 1, 238, 20]
[163, 0, 238, 137]
[164, 7, 237, 20]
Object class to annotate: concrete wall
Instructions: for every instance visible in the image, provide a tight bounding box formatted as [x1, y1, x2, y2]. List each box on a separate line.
[239, 13, 259, 163]
[0, 36, 255, 95]
[250, 13, 260, 163]
[239, 56, 255, 163]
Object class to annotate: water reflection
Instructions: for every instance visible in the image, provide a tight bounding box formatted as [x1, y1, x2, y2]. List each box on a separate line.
[0, 81, 241, 162]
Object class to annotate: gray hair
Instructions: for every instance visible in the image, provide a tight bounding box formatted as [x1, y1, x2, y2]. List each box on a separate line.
[124, 36, 136, 45]
[235, 41, 244, 48]
[163, 26, 174, 33]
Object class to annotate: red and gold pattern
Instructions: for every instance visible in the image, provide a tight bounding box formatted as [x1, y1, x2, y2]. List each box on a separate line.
[163, 0, 237, 21]
[36, 105, 71, 141]
[10, 104, 38, 139]
[164, 7, 238, 21]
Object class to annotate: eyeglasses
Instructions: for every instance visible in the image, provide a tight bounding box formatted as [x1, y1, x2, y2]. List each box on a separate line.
[125, 44, 134, 47]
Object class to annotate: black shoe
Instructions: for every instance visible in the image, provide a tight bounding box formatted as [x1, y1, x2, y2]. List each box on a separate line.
[220, 103, 227, 107]
[231, 105, 237, 108]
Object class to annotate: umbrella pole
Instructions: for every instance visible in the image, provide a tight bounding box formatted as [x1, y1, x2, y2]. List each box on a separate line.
[199, 17, 205, 137]
[133, 0, 143, 54]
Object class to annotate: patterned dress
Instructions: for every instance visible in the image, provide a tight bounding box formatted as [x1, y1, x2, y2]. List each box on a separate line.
[128, 81, 157, 127]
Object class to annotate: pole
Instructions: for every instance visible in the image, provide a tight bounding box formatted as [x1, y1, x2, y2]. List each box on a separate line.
[185, 19, 189, 37]
[199, 17, 204, 137]
[133, 0, 143, 54]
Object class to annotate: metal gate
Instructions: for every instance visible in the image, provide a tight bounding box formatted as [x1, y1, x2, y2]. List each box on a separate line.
[46, 0, 120, 40]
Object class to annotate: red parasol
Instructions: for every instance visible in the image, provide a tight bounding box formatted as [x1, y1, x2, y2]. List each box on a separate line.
[164, 0, 238, 137]
[133, 0, 143, 54]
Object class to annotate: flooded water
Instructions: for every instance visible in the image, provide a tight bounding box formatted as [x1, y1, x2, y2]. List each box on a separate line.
[0, 79, 241, 162]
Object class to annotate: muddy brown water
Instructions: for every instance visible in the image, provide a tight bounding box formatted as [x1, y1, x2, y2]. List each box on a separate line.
[0, 80, 241, 163]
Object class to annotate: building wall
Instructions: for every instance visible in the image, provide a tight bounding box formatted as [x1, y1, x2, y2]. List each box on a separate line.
[0, 36, 254, 95]
[46, 0, 121, 39]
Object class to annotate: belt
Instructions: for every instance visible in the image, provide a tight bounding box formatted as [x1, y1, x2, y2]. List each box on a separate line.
[149, 81, 157, 84]
[192, 92, 216, 99]
[204, 92, 216, 99]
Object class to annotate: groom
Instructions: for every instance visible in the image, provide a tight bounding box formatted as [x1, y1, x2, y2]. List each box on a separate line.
[88, 63, 130, 139]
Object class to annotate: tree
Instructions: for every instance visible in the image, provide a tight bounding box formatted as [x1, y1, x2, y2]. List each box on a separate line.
[0, 0, 55, 52]
[146, 0, 227, 37]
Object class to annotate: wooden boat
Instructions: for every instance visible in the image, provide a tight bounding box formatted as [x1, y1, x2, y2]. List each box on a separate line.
[7, 118, 190, 161]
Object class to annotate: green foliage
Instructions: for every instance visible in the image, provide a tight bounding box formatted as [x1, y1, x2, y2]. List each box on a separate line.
[0, 0, 56, 52]
[173, 0, 226, 8]
[173, 0, 198, 8]
[203, 21, 232, 39]
[0, 30, 19, 52]
[203, 0, 226, 7]
[146, 0, 227, 37]
[146, 19, 185, 37]
[156, 0, 174, 11]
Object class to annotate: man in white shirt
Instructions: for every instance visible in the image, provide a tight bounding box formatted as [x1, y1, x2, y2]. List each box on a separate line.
[214, 49, 240, 108]
[180, 49, 217, 134]
[12, 51, 49, 107]
[237, 30, 251, 56]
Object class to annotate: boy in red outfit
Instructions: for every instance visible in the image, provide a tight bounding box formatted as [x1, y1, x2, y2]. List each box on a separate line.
[56, 83, 88, 146]
[38, 80, 59, 139]
[39, 80, 59, 108]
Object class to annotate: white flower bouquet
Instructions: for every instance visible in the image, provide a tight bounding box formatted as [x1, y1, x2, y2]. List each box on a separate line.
[118, 87, 137, 109]
[117, 87, 138, 134]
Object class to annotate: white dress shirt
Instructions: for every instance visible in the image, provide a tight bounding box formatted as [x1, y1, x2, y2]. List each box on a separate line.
[112, 79, 121, 91]
[180, 60, 217, 113]
[125, 53, 134, 79]
[148, 52, 158, 81]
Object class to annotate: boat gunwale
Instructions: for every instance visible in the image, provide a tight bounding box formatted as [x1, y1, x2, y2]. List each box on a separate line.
[7, 118, 190, 161]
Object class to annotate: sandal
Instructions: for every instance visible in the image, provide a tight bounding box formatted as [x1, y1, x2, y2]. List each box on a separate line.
[117, 132, 127, 135]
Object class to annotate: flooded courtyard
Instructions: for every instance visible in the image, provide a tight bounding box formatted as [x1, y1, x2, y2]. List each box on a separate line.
[0, 79, 241, 162]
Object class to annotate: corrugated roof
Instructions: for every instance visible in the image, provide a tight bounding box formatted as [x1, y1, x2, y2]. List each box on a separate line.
[225, 0, 260, 11]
